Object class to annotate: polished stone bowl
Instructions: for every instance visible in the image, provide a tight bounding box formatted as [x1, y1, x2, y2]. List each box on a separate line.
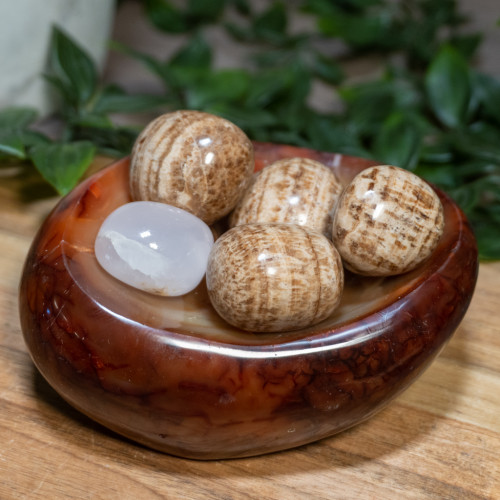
[19, 143, 478, 459]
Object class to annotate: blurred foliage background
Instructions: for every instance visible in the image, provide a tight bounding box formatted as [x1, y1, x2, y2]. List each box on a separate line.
[1, 0, 500, 259]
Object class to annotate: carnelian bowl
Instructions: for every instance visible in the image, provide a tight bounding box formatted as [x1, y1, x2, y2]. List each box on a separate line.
[19, 143, 478, 459]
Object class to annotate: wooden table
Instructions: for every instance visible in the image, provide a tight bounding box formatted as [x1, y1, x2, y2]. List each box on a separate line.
[0, 158, 499, 500]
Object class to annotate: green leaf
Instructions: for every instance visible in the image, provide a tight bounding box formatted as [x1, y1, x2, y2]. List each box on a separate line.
[115, 34, 213, 96]
[187, 0, 226, 22]
[452, 128, 500, 163]
[317, 7, 393, 48]
[145, 0, 225, 31]
[18, 130, 52, 149]
[449, 175, 500, 214]
[246, 67, 294, 108]
[43, 74, 74, 105]
[309, 50, 344, 85]
[167, 66, 208, 90]
[425, 45, 471, 128]
[301, 0, 337, 16]
[413, 164, 460, 190]
[304, 112, 367, 156]
[93, 87, 170, 114]
[144, 0, 187, 33]
[265, 129, 310, 148]
[76, 126, 139, 157]
[456, 160, 500, 182]
[420, 145, 454, 164]
[0, 108, 41, 159]
[252, 1, 287, 43]
[0, 107, 38, 130]
[472, 71, 500, 124]
[206, 103, 277, 129]
[48, 26, 98, 106]
[224, 22, 254, 42]
[468, 121, 500, 142]
[373, 112, 423, 170]
[419, 0, 467, 27]
[273, 65, 311, 132]
[449, 33, 482, 60]
[302, 0, 382, 16]
[475, 222, 500, 260]
[449, 182, 481, 214]
[340, 80, 396, 136]
[169, 33, 212, 70]
[185, 69, 250, 109]
[0, 131, 26, 159]
[109, 41, 173, 85]
[251, 48, 293, 68]
[29, 141, 96, 195]
[229, 0, 251, 15]
[69, 113, 114, 129]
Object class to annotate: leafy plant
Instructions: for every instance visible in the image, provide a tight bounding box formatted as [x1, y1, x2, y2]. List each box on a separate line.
[1, 1, 500, 260]
[0, 27, 167, 194]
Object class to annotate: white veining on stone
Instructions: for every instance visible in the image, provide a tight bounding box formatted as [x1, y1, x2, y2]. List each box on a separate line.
[95, 201, 214, 296]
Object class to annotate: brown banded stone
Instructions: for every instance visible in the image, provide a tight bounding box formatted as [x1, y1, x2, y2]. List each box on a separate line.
[206, 223, 344, 332]
[332, 165, 444, 276]
[130, 110, 254, 225]
[230, 157, 342, 237]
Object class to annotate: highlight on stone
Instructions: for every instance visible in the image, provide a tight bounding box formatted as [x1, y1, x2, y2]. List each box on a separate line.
[94, 201, 214, 296]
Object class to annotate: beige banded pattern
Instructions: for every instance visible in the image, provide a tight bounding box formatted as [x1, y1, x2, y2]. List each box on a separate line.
[230, 157, 342, 236]
[207, 223, 344, 333]
[130, 110, 254, 225]
[332, 165, 444, 276]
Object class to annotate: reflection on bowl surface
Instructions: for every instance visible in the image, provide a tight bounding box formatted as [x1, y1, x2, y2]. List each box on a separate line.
[19, 142, 478, 459]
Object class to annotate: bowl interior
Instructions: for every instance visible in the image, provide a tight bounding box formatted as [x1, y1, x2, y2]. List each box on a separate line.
[60, 143, 460, 346]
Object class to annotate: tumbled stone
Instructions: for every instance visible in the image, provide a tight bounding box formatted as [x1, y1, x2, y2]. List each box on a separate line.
[230, 157, 342, 237]
[206, 223, 344, 332]
[129, 110, 254, 225]
[332, 165, 444, 276]
[95, 201, 214, 296]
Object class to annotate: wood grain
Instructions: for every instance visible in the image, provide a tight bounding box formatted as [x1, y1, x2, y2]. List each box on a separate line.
[0, 156, 499, 500]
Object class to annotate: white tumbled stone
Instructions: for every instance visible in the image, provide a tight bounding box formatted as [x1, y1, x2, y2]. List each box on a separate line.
[95, 201, 214, 296]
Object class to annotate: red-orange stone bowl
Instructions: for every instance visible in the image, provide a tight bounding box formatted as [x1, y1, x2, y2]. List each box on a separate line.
[19, 143, 478, 459]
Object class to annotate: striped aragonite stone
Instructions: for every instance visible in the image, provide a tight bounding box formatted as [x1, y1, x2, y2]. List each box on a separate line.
[332, 165, 444, 276]
[130, 110, 254, 225]
[230, 157, 342, 237]
[206, 223, 344, 333]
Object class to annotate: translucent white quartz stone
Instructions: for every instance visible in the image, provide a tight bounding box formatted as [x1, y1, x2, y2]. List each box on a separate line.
[95, 202, 214, 296]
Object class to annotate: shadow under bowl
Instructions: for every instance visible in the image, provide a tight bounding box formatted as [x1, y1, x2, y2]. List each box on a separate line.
[19, 142, 478, 459]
